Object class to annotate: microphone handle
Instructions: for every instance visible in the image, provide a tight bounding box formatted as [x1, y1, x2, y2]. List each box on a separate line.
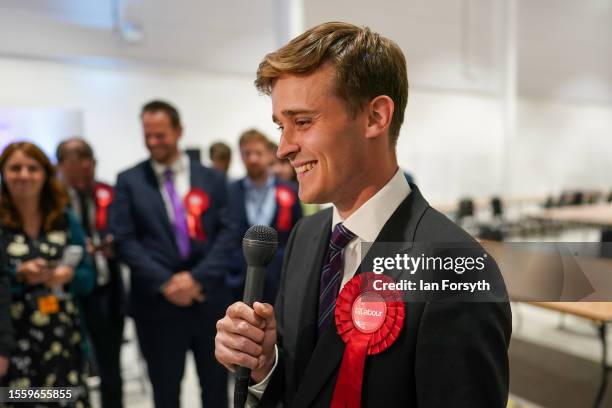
[242, 265, 266, 307]
[234, 265, 266, 408]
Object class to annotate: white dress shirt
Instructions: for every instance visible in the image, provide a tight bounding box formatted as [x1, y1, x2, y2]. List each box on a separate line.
[150, 153, 191, 222]
[333, 168, 411, 289]
[247, 168, 411, 404]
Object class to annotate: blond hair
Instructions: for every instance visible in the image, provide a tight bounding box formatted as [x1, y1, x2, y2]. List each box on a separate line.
[255, 21, 408, 145]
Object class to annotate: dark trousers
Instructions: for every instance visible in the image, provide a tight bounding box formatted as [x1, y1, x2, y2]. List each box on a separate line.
[135, 302, 228, 408]
[84, 302, 125, 408]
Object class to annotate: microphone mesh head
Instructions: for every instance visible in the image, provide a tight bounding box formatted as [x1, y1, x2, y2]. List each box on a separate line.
[244, 225, 278, 244]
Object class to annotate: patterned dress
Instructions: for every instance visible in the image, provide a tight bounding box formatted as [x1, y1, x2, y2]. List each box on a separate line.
[0, 212, 94, 408]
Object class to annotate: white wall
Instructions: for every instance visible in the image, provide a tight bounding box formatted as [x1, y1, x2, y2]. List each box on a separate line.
[400, 92, 612, 203]
[510, 99, 612, 195]
[0, 57, 278, 183]
[0, 56, 610, 204]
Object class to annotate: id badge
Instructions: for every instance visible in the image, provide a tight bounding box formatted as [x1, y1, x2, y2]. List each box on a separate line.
[37, 294, 59, 314]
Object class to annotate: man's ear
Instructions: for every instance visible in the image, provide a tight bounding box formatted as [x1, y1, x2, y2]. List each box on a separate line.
[365, 95, 394, 140]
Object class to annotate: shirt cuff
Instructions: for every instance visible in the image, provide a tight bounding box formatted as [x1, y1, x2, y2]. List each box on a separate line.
[247, 345, 278, 403]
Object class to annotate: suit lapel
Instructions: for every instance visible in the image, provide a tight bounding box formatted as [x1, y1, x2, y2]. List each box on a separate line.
[293, 184, 430, 407]
[291, 210, 332, 391]
[188, 156, 200, 190]
[144, 162, 175, 241]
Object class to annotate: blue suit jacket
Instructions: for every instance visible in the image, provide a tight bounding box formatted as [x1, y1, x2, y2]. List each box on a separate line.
[110, 158, 238, 321]
[227, 177, 302, 304]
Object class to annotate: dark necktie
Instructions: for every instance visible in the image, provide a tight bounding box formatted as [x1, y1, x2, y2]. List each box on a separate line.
[318, 222, 356, 333]
[78, 191, 92, 237]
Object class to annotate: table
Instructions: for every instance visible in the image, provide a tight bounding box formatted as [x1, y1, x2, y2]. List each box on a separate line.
[481, 241, 612, 407]
[432, 194, 545, 215]
[529, 302, 612, 408]
[529, 204, 612, 228]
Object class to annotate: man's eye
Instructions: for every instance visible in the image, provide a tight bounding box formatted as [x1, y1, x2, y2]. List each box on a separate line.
[296, 119, 311, 127]
[276, 125, 284, 132]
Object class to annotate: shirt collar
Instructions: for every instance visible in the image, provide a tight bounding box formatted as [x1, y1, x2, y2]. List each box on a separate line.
[151, 153, 189, 179]
[332, 168, 411, 242]
[243, 173, 275, 191]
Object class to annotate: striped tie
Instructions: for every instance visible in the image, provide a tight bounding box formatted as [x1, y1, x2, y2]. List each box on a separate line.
[318, 222, 356, 334]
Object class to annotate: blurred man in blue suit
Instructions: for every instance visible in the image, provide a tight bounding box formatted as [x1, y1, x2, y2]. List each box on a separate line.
[227, 129, 302, 304]
[111, 100, 237, 408]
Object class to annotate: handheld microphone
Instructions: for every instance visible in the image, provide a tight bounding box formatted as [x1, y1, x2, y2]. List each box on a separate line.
[234, 225, 278, 408]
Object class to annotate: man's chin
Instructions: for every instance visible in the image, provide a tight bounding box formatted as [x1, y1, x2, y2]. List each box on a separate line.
[298, 188, 326, 205]
[151, 153, 169, 163]
[247, 169, 266, 179]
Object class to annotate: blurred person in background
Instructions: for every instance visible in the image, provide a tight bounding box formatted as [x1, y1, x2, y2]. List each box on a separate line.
[271, 150, 297, 184]
[0, 141, 94, 407]
[209, 141, 232, 176]
[227, 129, 302, 303]
[111, 100, 237, 408]
[56, 138, 125, 408]
[271, 142, 321, 217]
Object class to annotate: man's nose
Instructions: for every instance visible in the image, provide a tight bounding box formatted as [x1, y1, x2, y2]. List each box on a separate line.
[277, 130, 299, 160]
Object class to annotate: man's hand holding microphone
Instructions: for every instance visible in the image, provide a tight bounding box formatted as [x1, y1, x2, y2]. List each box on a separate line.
[215, 301, 276, 383]
[215, 225, 279, 407]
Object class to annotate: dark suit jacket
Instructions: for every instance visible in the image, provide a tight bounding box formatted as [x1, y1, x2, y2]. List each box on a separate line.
[110, 158, 238, 321]
[68, 182, 126, 319]
[227, 177, 302, 303]
[260, 184, 511, 407]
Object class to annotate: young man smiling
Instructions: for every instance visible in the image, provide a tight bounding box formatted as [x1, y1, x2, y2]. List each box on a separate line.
[215, 22, 511, 407]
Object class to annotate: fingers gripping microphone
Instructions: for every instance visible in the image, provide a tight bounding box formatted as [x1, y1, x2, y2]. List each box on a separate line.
[234, 225, 278, 408]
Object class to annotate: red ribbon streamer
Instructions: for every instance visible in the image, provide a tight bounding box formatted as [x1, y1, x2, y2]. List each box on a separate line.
[93, 183, 113, 231]
[332, 332, 369, 408]
[275, 185, 295, 232]
[331, 273, 405, 408]
[184, 188, 209, 241]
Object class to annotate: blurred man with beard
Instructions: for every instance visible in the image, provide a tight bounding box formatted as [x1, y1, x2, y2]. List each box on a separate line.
[227, 130, 302, 304]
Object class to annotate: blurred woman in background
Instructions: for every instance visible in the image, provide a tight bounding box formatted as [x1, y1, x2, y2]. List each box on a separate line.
[0, 141, 94, 407]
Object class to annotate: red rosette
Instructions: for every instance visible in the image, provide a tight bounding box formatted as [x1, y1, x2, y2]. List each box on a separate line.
[275, 185, 296, 232]
[183, 188, 210, 241]
[331, 272, 405, 408]
[93, 183, 113, 231]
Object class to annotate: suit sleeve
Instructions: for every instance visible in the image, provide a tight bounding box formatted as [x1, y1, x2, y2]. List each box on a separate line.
[110, 173, 172, 296]
[190, 172, 239, 291]
[415, 296, 511, 407]
[257, 218, 303, 407]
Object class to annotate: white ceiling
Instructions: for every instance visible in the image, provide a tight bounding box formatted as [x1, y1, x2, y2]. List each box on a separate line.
[0, 0, 610, 103]
[0, 0, 280, 74]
